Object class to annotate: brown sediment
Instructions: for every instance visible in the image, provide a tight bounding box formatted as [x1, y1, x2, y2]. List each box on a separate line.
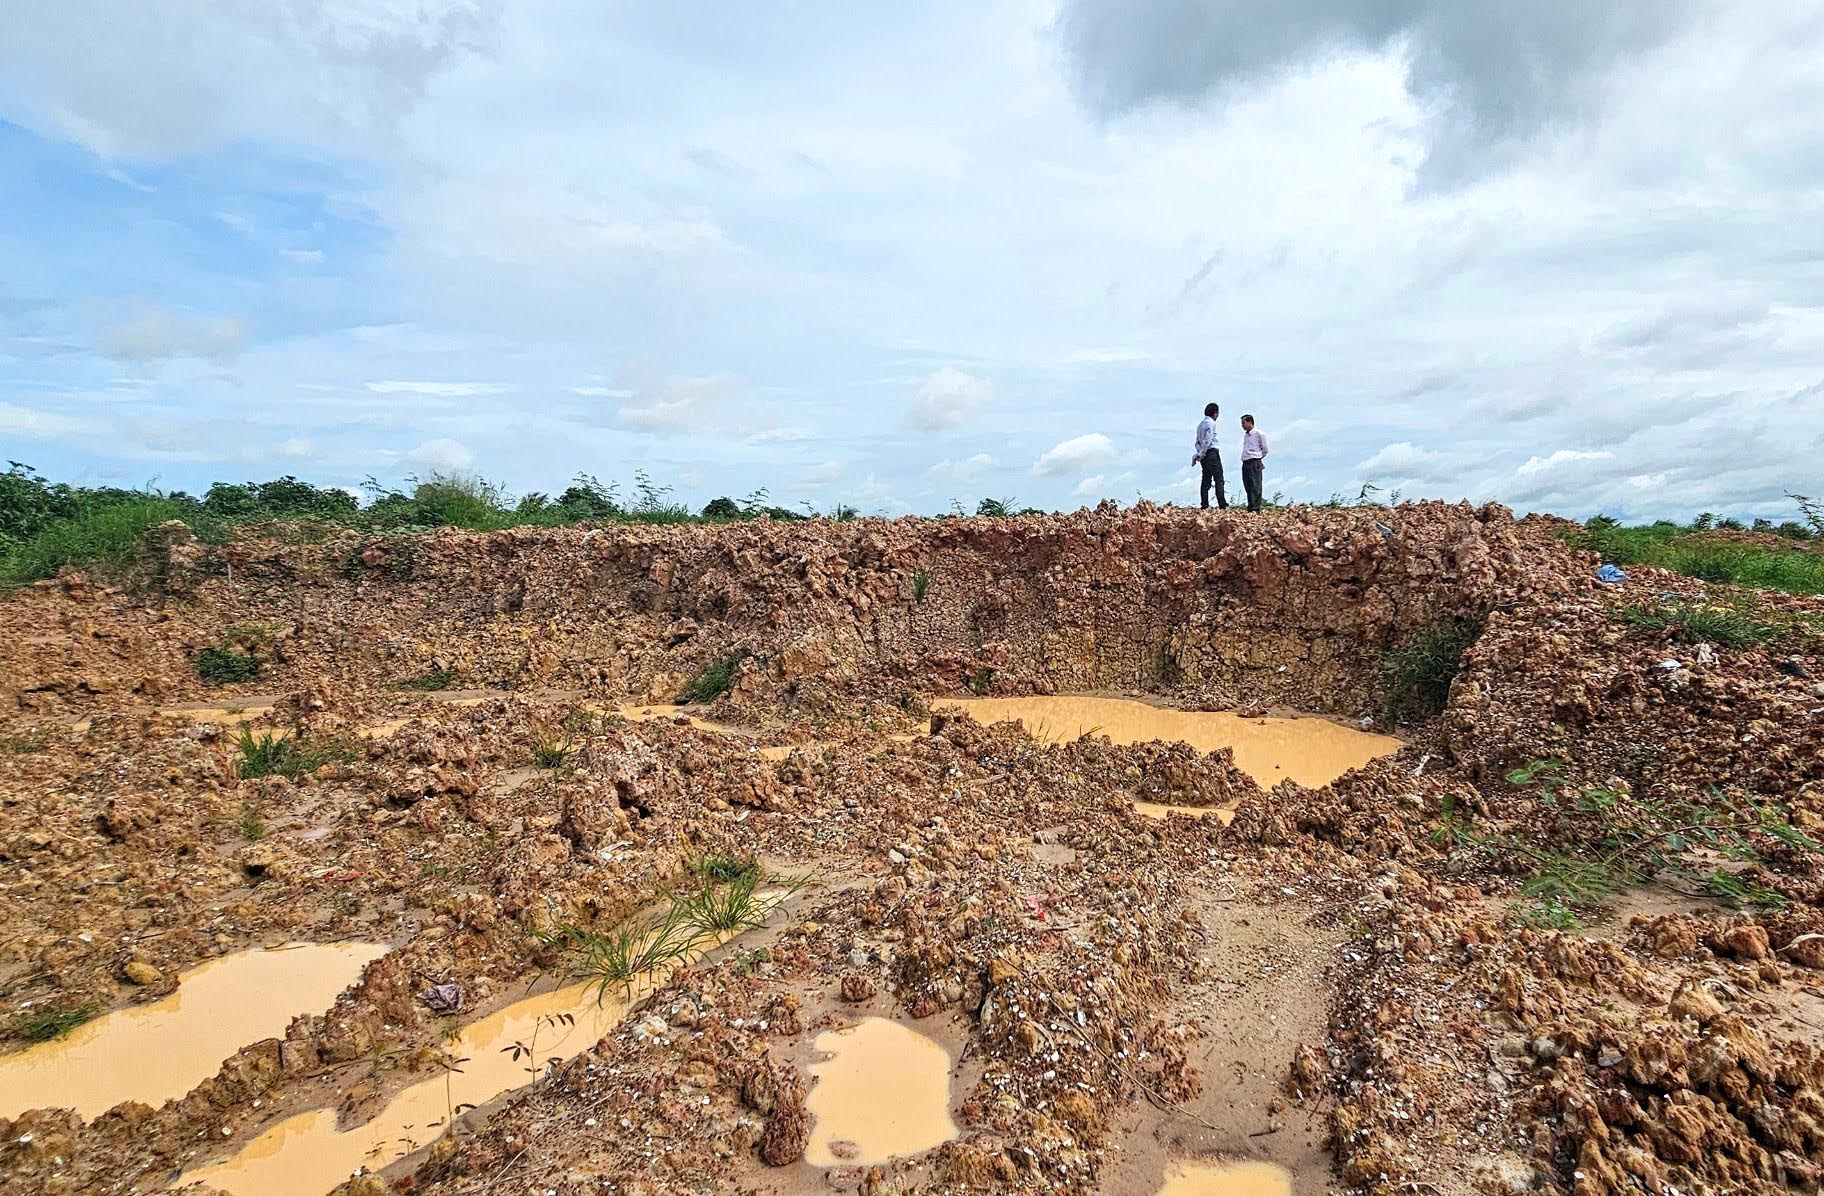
[2, 503, 1822, 1196]
[935, 695, 1400, 788]
[803, 1016, 958, 1167]
[0, 942, 384, 1120]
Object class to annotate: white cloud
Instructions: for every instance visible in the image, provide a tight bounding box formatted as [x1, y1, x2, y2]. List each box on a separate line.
[927, 453, 996, 485]
[367, 381, 510, 397]
[904, 367, 993, 433]
[406, 437, 476, 472]
[785, 458, 845, 492]
[93, 301, 244, 362]
[1356, 442, 1442, 477]
[1515, 449, 1615, 477]
[1070, 474, 1107, 497]
[1033, 433, 1117, 477]
[275, 437, 313, 459]
[616, 372, 742, 436]
[0, 402, 97, 439]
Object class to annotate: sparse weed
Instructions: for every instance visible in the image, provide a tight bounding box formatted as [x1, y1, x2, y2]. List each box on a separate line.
[0, 728, 50, 754]
[1462, 759, 1818, 916]
[1381, 617, 1484, 724]
[548, 904, 701, 1004]
[1619, 596, 1778, 648]
[674, 865, 803, 935]
[233, 729, 355, 780]
[395, 666, 459, 691]
[912, 569, 932, 603]
[533, 736, 572, 769]
[13, 1002, 97, 1043]
[196, 646, 262, 683]
[239, 797, 266, 840]
[683, 653, 746, 704]
[967, 666, 995, 696]
[695, 852, 761, 884]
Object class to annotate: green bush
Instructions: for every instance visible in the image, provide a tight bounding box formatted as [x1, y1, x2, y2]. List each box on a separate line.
[1381, 617, 1485, 724]
[0, 495, 208, 585]
[682, 653, 747, 703]
[196, 647, 262, 683]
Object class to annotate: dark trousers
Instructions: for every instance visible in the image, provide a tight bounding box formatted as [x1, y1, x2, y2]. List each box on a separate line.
[1200, 451, 1226, 509]
[1242, 458, 1264, 513]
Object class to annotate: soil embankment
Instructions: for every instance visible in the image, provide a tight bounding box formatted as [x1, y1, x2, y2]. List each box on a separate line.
[3, 502, 1823, 1196]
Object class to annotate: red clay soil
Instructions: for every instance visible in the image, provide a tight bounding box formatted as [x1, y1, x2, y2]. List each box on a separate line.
[1, 501, 1822, 1196]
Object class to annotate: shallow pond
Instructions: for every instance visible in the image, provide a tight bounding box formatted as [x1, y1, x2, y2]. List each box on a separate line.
[935, 695, 1400, 789]
[0, 941, 385, 1120]
[805, 1016, 958, 1167]
[185, 979, 629, 1196]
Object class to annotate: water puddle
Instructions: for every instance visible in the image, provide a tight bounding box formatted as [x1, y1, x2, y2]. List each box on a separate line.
[185, 980, 630, 1196]
[935, 696, 1400, 788]
[1131, 800, 1236, 823]
[1158, 1159, 1294, 1196]
[0, 942, 385, 1120]
[805, 1017, 958, 1166]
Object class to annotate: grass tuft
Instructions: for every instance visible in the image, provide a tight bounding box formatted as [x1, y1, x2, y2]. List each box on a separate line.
[394, 666, 460, 692]
[682, 653, 747, 704]
[233, 729, 355, 780]
[13, 1002, 98, 1043]
[196, 646, 262, 683]
[1381, 617, 1484, 725]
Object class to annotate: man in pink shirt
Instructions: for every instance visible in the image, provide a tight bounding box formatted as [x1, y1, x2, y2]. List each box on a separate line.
[1239, 414, 1268, 513]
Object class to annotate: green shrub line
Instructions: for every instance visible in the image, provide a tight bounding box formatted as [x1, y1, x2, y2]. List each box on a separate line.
[1570, 507, 1824, 597]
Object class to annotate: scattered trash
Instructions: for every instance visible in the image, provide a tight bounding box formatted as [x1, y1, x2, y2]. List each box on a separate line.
[1657, 659, 1683, 671]
[1695, 643, 1718, 666]
[1595, 564, 1628, 585]
[418, 983, 464, 1015]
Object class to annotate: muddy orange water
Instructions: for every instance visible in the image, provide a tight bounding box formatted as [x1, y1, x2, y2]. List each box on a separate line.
[0, 942, 385, 1120]
[805, 1017, 958, 1167]
[936, 696, 1400, 788]
[1158, 1160, 1294, 1196]
[185, 980, 631, 1196]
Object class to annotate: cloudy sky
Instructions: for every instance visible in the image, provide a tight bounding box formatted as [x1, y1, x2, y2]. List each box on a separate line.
[3, 1, 1822, 520]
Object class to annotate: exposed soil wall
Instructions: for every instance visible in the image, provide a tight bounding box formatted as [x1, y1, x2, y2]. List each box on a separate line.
[2, 501, 1558, 722]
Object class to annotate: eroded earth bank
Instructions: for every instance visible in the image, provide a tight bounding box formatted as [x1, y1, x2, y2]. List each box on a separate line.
[3, 501, 1823, 1196]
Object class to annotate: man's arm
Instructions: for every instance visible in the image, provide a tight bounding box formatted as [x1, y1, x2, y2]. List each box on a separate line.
[1258, 433, 1268, 457]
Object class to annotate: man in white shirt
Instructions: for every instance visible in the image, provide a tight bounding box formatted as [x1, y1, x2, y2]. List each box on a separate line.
[1239, 414, 1268, 513]
[1192, 402, 1226, 509]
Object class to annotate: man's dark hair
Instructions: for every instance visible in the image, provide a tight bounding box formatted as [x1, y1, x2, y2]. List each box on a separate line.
[1241, 413, 1255, 423]
[1203, 402, 1218, 417]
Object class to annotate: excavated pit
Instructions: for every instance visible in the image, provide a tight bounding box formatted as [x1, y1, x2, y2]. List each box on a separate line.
[4, 502, 1824, 1196]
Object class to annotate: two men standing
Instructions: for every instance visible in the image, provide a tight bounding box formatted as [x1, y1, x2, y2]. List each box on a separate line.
[1192, 404, 1268, 512]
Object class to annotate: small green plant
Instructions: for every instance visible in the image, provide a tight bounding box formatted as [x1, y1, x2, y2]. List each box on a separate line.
[196, 646, 261, 683]
[0, 728, 50, 754]
[674, 864, 803, 936]
[533, 736, 572, 768]
[967, 666, 995, 695]
[682, 653, 746, 704]
[503, 1011, 574, 1083]
[911, 569, 932, 603]
[1380, 617, 1485, 724]
[1511, 897, 1582, 930]
[233, 729, 355, 780]
[13, 1002, 97, 1042]
[238, 797, 266, 841]
[695, 852, 761, 884]
[395, 666, 459, 691]
[547, 905, 701, 1004]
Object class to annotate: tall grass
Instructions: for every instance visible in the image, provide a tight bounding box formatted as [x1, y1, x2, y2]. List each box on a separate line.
[0, 495, 206, 585]
[1572, 519, 1824, 596]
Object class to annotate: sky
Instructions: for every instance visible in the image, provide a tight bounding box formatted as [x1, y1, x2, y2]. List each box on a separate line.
[3, 0, 1823, 521]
